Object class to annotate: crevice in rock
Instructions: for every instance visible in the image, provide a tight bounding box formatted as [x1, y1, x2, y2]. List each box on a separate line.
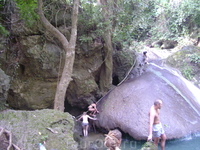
[112, 75, 119, 86]
[19, 64, 25, 75]
[64, 100, 85, 117]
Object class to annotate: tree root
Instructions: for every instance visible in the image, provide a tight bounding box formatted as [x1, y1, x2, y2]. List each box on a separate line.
[0, 127, 21, 150]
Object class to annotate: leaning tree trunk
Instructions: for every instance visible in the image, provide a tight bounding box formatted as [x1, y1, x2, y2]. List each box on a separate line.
[99, 0, 113, 92]
[38, 0, 79, 112]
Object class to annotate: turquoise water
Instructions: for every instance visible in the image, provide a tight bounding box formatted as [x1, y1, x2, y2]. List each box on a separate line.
[78, 132, 200, 150]
[121, 133, 200, 150]
[165, 135, 200, 150]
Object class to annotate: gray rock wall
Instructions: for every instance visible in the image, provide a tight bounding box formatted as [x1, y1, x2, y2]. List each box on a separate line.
[0, 69, 10, 101]
[0, 0, 135, 110]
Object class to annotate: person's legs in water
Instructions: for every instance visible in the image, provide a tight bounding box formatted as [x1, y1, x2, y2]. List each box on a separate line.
[153, 137, 159, 146]
[83, 125, 86, 136]
[160, 134, 166, 150]
[85, 125, 89, 136]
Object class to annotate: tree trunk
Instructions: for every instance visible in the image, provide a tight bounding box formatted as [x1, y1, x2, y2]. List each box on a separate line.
[99, 0, 113, 92]
[37, 0, 79, 112]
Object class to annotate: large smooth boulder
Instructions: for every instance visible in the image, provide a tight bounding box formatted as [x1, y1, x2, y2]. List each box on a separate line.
[94, 63, 200, 140]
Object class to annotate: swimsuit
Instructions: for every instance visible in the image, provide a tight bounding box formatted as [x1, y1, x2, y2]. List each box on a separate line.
[82, 122, 88, 126]
[152, 123, 165, 137]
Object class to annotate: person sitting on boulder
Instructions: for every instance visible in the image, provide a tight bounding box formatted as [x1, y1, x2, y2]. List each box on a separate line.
[88, 103, 99, 116]
[76, 112, 97, 137]
[104, 129, 122, 150]
[143, 51, 148, 64]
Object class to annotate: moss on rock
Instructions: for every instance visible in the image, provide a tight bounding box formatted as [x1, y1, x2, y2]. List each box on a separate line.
[166, 45, 200, 88]
[0, 109, 78, 150]
[140, 142, 158, 150]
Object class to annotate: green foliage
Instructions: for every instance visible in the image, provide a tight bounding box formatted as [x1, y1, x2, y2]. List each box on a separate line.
[79, 35, 93, 44]
[0, 0, 6, 8]
[0, 23, 9, 36]
[150, 0, 200, 39]
[112, 0, 155, 44]
[13, 0, 38, 26]
[110, 0, 199, 42]
[189, 53, 200, 64]
[39, 133, 48, 143]
[0, 0, 9, 36]
[78, 0, 104, 36]
[10, 0, 200, 48]
[168, 1, 200, 35]
[181, 65, 194, 80]
[0, 101, 8, 111]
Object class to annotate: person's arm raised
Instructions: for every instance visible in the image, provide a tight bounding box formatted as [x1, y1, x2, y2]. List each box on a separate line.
[88, 115, 97, 120]
[76, 115, 83, 121]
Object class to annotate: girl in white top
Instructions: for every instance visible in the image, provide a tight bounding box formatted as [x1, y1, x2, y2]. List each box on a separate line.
[77, 112, 97, 136]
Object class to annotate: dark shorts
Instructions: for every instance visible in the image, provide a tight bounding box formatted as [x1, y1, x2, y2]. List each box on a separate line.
[82, 122, 88, 126]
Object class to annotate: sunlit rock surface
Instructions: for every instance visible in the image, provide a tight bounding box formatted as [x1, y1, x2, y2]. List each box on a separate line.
[94, 63, 200, 140]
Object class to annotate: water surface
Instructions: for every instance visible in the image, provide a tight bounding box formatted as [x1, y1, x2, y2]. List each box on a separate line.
[121, 133, 200, 150]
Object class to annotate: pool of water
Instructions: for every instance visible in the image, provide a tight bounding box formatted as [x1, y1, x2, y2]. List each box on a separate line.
[78, 132, 200, 150]
[165, 134, 200, 150]
[121, 133, 200, 150]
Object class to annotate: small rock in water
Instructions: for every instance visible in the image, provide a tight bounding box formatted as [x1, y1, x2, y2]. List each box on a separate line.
[140, 142, 158, 150]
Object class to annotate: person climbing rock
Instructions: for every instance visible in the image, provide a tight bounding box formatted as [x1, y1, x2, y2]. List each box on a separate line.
[88, 103, 99, 116]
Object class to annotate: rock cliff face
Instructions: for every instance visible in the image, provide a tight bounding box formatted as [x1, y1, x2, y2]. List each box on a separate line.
[0, 69, 10, 102]
[0, 0, 135, 110]
[94, 63, 200, 140]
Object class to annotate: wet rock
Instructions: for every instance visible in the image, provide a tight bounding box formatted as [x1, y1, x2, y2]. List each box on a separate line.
[140, 142, 158, 150]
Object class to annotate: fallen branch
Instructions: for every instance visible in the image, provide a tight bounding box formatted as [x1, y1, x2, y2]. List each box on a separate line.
[46, 127, 58, 134]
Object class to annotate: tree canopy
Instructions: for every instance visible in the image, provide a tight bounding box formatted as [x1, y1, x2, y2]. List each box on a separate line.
[1, 0, 199, 42]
